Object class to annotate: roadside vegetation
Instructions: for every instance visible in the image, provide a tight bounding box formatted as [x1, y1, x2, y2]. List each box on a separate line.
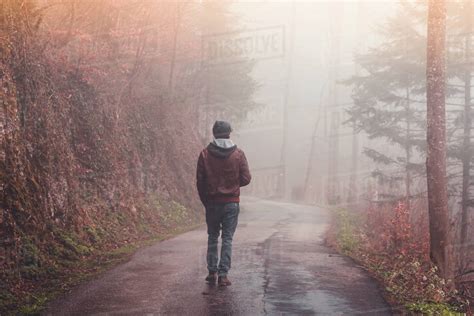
[326, 202, 471, 315]
[0, 197, 200, 314]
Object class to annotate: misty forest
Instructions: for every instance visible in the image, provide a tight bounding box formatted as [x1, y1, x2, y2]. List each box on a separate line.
[1, 0, 474, 315]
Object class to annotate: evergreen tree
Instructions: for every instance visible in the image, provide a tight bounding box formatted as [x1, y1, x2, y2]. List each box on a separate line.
[445, 1, 474, 273]
[345, 2, 427, 202]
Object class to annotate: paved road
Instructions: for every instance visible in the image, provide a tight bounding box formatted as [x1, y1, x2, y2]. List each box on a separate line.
[44, 198, 391, 315]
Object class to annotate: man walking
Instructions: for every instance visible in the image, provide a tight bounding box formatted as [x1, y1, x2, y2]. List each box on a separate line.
[196, 121, 251, 286]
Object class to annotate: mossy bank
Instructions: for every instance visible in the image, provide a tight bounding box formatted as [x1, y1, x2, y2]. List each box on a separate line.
[1, 197, 202, 315]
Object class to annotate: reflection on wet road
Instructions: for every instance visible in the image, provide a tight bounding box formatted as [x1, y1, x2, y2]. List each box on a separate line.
[44, 198, 391, 315]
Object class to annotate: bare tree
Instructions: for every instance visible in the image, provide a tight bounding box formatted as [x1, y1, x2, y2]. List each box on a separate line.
[426, 0, 453, 281]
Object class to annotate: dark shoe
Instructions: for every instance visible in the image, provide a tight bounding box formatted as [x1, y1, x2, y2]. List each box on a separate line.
[205, 272, 217, 283]
[218, 275, 232, 286]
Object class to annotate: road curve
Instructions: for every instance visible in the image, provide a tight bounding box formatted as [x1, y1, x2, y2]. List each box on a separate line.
[44, 198, 391, 315]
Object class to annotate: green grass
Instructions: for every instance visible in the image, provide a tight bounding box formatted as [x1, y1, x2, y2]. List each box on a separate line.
[17, 294, 49, 315]
[2, 207, 202, 315]
[406, 302, 463, 315]
[333, 208, 359, 253]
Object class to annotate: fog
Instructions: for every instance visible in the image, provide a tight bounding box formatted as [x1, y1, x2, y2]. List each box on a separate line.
[209, 1, 397, 203]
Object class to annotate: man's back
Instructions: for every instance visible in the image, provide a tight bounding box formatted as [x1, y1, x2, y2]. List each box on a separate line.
[196, 139, 251, 204]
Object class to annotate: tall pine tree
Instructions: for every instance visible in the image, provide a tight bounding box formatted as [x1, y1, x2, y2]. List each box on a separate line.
[345, 2, 427, 203]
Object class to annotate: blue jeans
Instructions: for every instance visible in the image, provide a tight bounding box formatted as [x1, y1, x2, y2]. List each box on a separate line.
[206, 202, 240, 277]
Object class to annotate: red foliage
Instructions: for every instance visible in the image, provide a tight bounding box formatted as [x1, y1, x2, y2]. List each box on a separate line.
[365, 201, 430, 263]
[329, 200, 467, 311]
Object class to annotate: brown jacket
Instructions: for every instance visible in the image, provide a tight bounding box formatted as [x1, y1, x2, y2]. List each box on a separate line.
[196, 142, 251, 205]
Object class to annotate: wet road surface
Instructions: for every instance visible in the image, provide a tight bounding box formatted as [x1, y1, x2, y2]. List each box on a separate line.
[44, 198, 391, 315]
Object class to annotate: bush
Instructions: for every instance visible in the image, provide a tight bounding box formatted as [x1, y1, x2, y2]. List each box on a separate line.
[328, 201, 468, 313]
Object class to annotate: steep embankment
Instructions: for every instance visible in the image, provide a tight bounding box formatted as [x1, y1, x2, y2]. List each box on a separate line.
[1, 2, 202, 313]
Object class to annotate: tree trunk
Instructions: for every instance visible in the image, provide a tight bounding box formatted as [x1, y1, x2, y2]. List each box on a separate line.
[279, 1, 296, 199]
[303, 86, 325, 201]
[426, 0, 453, 281]
[460, 0, 472, 261]
[168, 2, 184, 91]
[405, 87, 412, 208]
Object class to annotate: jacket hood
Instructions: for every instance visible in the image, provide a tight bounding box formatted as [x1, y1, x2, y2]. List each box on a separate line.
[207, 139, 237, 159]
